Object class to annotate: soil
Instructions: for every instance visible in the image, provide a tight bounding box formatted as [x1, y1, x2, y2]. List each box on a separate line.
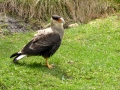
[0, 15, 32, 33]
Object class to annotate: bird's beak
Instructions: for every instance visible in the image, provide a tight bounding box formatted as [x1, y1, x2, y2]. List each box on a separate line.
[58, 17, 65, 24]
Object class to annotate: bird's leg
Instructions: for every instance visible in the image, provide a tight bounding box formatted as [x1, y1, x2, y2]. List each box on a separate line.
[46, 58, 52, 69]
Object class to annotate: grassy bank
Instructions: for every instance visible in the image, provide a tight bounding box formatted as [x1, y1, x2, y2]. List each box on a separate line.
[0, 14, 120, 90]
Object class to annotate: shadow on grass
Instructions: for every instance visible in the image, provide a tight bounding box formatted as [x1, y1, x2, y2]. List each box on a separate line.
[0, 81, 8, 90]
[14, 62, 68, 80]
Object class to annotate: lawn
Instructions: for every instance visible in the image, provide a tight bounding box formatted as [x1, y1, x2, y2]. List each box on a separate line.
[0, 15, 120, 90]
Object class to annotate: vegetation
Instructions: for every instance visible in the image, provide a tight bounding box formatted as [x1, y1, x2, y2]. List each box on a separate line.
[0, 0, 119, 34]
[0, 14, 120, 90]
[0, 0, 118, 24]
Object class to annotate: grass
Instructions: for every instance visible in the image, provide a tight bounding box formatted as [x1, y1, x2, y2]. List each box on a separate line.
[0, 15, 120, 90]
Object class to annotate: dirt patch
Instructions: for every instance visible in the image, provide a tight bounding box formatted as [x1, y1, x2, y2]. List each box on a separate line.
[0, 15, 33, 35]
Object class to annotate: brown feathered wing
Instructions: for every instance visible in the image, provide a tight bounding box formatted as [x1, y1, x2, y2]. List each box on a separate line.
[21, 32, 61, 58]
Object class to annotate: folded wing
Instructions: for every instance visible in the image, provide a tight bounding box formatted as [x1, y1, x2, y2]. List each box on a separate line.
[21, 32, 61, 57]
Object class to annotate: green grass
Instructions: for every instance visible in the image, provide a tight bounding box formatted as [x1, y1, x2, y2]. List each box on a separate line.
[0, 15, 120, 90]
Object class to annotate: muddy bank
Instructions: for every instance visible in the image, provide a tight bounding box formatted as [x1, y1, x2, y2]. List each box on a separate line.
[0, 17, 29, 32]
[0, 14, 46, 35]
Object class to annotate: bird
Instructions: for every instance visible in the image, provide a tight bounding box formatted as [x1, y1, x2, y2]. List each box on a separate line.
[10, 15, 65, 69]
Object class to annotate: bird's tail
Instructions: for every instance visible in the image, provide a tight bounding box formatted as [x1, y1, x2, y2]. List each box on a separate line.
[10, 52, 26, 62]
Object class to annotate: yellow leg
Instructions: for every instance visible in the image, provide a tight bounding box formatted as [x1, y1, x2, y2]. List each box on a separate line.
[46, 58, 52, 69]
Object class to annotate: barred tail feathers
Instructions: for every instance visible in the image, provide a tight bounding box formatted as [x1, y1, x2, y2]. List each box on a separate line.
[10, 52, 20, 58]
[10, 52, 26, 62]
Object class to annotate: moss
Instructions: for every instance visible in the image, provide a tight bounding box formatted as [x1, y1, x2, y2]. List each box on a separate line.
[0, 24, 8, 28]
[0, 0, 4, 3]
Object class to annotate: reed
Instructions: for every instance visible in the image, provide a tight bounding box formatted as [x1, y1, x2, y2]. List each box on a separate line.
[0, 0, 117, 25]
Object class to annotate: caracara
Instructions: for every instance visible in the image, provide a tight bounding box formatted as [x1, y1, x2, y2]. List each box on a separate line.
[10, 15, 65, 69]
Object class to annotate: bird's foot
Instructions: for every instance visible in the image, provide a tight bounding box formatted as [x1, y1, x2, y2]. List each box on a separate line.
[47, 64, 53, 69]
[44, 64, 54, 69]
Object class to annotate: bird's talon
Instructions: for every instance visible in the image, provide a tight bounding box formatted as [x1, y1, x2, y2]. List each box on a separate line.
[44, 64, 53, 69]
[47, 65, 53, 69]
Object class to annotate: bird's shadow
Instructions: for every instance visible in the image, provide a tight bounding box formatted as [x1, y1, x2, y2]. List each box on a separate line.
[14, 61, 69, 80]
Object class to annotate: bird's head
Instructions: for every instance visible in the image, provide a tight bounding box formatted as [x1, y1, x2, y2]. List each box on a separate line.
[51, 15, 65, 27]
[51, 15, 65, 38]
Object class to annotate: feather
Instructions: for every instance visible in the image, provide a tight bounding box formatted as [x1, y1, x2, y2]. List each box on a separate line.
[10, 52, 19, 58]
[16, 55, 26, 60]
[21, 33, 61, 57]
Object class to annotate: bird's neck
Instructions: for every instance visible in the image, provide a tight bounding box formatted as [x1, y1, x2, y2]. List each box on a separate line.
[51, 23, 64, 39]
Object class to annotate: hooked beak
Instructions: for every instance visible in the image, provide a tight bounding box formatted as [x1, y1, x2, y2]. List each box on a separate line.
[58, 17, 65, 24]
